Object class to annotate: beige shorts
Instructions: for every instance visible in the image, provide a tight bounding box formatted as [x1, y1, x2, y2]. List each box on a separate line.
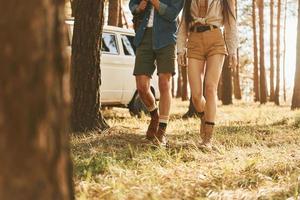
[187, 28, 228, 60]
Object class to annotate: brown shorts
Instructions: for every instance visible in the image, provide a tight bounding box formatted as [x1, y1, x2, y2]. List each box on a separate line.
[187, 28, 228, 60]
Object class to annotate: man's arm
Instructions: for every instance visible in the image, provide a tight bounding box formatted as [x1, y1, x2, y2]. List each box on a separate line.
[150, 0, 184, 22]
[129, 0, 147, 14]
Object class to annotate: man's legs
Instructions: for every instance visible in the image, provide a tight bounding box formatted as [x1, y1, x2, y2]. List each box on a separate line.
[135, 75, 159, 140]
[158, 73, 172, 130]
[154, 44, 176, 146]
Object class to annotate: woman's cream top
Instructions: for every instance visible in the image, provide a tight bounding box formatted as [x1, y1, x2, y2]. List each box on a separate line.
[177, 0, 238, 55]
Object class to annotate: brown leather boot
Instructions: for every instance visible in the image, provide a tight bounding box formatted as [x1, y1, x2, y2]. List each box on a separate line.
[153, 128, 168, 147]
[200, 122, 214, 150]
[146, 111, 159, 140]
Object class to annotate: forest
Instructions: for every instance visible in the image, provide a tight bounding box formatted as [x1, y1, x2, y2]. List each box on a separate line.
[0, 0, 300, 199]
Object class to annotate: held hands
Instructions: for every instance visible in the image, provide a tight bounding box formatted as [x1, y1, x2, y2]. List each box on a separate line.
[149, 0, 160, 10]
[137, 0, 148, 13]
[228, 54, 237, 68]
[177, 52, 187, 67]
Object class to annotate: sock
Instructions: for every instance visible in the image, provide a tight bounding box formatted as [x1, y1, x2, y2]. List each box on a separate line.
[159, 115, 169, 130]
[205, 121, 215, 126]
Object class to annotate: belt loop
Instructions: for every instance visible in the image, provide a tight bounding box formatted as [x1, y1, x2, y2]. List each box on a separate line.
[209, 25, 213, 31]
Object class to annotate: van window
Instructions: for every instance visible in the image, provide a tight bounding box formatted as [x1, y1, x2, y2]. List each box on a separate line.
[102, 33, 119, 54]
[121, 35, 135, 56]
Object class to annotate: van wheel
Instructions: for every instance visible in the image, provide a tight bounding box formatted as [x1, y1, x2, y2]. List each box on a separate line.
[128, 89, 155, 117]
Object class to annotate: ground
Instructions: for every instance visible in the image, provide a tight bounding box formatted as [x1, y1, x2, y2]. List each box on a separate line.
[72, 99, 300, 200]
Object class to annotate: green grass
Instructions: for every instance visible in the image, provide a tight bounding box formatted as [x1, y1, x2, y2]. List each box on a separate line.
[72, 100, 300, 200]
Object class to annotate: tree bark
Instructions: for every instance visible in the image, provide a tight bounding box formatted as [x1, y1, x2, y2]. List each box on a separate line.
[275, 0, 282, 105]
[221, 57, 233, 105]
[71, 0, 109, 132]
[176, 65, 182, 98]
[270, 0, 275, 101]
[118, 0, 123, 27]
[252, 0, 260, 102]
[0, 0, 74, 199]
[233, 0, 242, 100]
[181, 66, 189, 101]
[283, 0, 288, 102]
[292, 0, 300, 109]
[108, 0, 120, 26]
[258, 0, 268, 104]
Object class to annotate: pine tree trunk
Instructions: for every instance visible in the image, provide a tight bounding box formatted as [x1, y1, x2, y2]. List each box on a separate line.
[118, 0, 123, 27]
[283, 0, 288, 102]
[221, 57, 233, 105]
[252, 0, 260, 102]
[176, 65, 182, 98]
[291, 0, 300, 109]
[71, 0, 109, 132]
[258, 0, 268, 104]
[108, 0, 120, 26]
[0, 0, 74, 199]
[233, 49, 242, 100]
[275, 0, 281, 105]
[182, 66, 189, 101]
[270, 0, 275, 101]
[233, 0, 242, 100]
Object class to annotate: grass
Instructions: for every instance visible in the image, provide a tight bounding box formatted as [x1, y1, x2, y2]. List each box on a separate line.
[71, 99, 300, 200]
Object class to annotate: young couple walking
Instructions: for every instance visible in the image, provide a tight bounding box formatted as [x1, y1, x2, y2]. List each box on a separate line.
[129, 0, 238, 148]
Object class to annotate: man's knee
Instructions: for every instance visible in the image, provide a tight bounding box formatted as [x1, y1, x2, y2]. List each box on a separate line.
[136, 76, 150, 95]
[158, 74, 172, 93]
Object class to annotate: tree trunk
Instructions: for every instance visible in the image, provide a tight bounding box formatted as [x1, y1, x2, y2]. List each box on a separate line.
[0, 0, 74, 199]
[218, 75, 223, 100]
[291, 0, 300, 109]
[71, 0, 109, 132]
[258, 0, 268, 104]
[275, 0, 281, 105]
[221, 57, 233, 105]
[176, 65, 182, 98]
[233, 49, 242, 100]
[233, 0, 242, 100]
[283, 0, 288, 102]
[118, 0, 124, 27]
[252, 0, 260, 102]
[108, 0, 120, 26]
[270, 0, 275, 101]
[182, 66, 189, 101]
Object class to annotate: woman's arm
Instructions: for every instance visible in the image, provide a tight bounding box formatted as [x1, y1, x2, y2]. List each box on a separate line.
[177, 14, 188, 66]
[223, 0, 238, 56]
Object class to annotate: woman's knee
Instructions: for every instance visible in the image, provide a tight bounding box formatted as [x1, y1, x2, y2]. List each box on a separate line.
[205, 84, 217, 97]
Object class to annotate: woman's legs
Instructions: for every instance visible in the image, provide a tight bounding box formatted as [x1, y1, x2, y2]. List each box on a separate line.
[187, 58, 206, 112]
[204, 54, 225, 123]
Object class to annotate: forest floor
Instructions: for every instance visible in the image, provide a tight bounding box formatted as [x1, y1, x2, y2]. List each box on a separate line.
[72, 99, 300, 200]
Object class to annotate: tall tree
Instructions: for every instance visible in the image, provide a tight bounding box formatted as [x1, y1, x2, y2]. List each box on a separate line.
[270, 0, 275, 101]
[118, 0, 124, 27]
[258, 0, 268, 104]
[0, 0, 74, 199]
[275, 0, 282, 105]
[181, 66, 189, 101]
[233, 0, 242, 100]
[108, 0, 120, 26]
[71, 0, 109, 132]
[283, 0, 288, 102]
[252, 0, 260, 102]
[292, 0, 300, 109]
[176, 66, 182, 98]
[221, 57, 233, 105]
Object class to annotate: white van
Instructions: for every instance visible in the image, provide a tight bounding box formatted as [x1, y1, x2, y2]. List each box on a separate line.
[65, 19, 159, 116]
